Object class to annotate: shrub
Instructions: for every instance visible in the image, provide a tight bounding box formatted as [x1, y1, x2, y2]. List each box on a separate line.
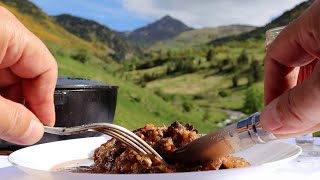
[129, 93, 141, 103]
[154, 88, 174, 102]
[206, 49, 214, 61]
[182, 101, 193, 112]
[243, 85, 263, 114]
[71, 48, 89, 63]
[232, 75, 239, 88]
[218, 90, 228, 97]
[237, 50, 249, 65]
[250, 60, 264, 82]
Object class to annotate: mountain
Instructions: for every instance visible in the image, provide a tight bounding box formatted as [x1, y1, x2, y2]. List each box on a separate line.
[209, 0, 314, 45]
[151, 25, 256, 50]
[0, 0, 109, 58]
[121, 0, 316, 127]
[126, 15, 193, 47]
[0, 0, 214, 132]
[53, 14, 141, 62]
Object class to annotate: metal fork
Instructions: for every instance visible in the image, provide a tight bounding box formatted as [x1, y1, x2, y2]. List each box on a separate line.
[44, 113, 275, 166]
[44, 123, 167, 166]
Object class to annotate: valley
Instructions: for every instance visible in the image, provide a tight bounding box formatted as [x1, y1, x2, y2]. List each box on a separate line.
[0, 0, 313, 133]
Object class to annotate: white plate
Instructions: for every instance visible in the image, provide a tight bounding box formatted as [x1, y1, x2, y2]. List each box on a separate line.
[8, 136, 302, 180]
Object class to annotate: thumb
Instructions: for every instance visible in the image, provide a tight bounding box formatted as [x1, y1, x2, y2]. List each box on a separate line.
[261, 62, 320, 137]
[0, 96, 44, 145]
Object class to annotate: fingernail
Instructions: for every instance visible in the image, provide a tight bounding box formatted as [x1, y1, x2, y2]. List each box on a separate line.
[18, 119, 43, 145]
[261, 98, 283, 131]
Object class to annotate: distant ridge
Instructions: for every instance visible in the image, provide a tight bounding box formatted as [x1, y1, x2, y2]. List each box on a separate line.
[126, 15, 193, 47]
[209, 0, 314, 45]
[54, 14, 141, 62]
[150, 24, 256, 50]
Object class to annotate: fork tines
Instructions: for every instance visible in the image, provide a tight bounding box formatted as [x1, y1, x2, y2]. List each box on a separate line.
[44, 123, 166, 165]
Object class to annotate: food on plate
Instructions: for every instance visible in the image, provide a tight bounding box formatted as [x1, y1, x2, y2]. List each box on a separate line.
[92, 121, 250, 173]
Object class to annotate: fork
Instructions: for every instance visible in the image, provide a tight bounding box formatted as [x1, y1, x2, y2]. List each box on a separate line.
[44, 123, 168, 166]
[44, 113, 276, 166]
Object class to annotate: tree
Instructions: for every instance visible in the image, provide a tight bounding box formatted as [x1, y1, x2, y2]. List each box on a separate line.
[221, 58, 231, 66]
[250, 60, 263, 82]
[237, 50, 249, 66]
[247, 75, 254, 87]
[206, 49, 214, 61]
[130, 56, 140, 71]
[166, 50, 175, 59]
[217, 57, 231, 72]
[232, 75, 239, 88]
[243, 85, 263, 114]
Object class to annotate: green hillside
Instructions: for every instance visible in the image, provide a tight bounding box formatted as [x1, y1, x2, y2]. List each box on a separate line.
[209, 0, 314, 46]
[0, 0, 218, 133]
[121, 0, 312, 125]
[53, 14, 142, 62]
[0, 0, 314, 134]
[0, 0, 110, 59]
[151, 25, 256, 51]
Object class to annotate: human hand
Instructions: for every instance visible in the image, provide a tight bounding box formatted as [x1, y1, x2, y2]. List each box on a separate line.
[260, 0, 320, 138]
[0, 7, 57, 144]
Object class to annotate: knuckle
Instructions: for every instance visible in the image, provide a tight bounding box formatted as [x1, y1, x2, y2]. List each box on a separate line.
[277, 90, 301, 128]
[0, 104, 27, 139]
[0, 6, 15, 19]
[0, 6, 10, 15]
[12, 104, 26, 126]
[286, 90, 302, 122]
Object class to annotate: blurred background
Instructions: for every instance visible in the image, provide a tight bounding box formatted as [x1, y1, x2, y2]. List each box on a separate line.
[0, 0, 312, 133]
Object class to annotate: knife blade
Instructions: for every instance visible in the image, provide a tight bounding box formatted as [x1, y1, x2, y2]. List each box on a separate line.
[165, 113, 277, 165]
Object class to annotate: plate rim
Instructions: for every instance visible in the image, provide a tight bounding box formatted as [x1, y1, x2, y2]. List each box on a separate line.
[8, 136, 302, 175]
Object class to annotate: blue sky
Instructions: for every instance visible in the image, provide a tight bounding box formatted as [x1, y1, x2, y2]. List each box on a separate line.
[29, 0, 152, 31]
[30, 0, 306, 32]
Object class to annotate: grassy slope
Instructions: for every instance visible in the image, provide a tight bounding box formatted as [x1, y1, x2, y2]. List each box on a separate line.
[0, 2, 107, 58]
[0, 2, 217, 133]
[144, 68, 250, 110]
[151, 25, 256, 51]
[55, 53, 216, 132]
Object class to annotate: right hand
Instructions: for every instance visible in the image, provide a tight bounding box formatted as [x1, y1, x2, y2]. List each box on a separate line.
[260, 0, 320, 138]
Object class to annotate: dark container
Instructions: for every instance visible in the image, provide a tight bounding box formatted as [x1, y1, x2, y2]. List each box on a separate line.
[0, 77, 118, 150]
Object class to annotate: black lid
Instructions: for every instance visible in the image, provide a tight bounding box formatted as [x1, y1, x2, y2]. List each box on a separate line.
[56, 77, 118, 90]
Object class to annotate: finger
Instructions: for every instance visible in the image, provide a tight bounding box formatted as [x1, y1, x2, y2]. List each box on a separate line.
[0, 68, 19, 88]
[264, 56, 299, 105]
[0, 83, 23, 103]
[22, 69, 57, 126]
[261, 61, 320, 135]
[264, 1, 320, 104]
[297, 59, 318, 84]
[0, 95, 44, 145]
[0, 7, 57, 126]
[275, 123, 320, 139]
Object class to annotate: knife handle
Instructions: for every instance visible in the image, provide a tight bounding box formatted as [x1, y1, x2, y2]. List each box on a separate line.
[237, 112, 277, 144]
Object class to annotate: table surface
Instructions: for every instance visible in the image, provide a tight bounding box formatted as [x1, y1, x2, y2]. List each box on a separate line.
[1, 138, 320, 180]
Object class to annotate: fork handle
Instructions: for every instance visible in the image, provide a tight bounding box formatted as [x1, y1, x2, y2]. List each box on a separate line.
[44, 126, 88, 135]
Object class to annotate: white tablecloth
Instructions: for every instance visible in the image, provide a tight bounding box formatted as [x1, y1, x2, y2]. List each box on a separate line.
[1, 138, 320, 180]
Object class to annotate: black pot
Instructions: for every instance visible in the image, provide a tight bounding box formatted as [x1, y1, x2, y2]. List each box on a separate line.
[0, 77, 118, 150]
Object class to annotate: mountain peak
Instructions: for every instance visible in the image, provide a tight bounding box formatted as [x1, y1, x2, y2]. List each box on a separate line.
[127, 15, 193, 47]
[161, 15, 174, 20]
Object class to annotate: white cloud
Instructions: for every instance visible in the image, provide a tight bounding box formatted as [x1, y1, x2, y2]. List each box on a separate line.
[120, 0, 308, 28]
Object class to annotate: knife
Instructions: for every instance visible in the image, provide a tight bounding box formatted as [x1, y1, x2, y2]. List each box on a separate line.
[165, 113, 277, 165]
